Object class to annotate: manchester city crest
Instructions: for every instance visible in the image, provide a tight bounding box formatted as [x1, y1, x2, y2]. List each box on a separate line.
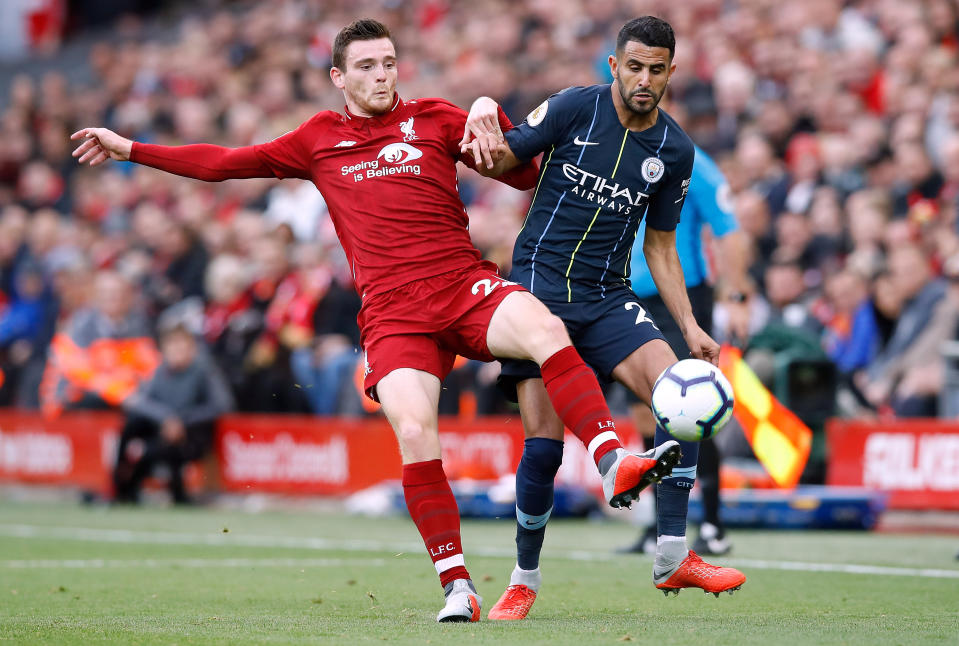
[641, 157, 665, 183]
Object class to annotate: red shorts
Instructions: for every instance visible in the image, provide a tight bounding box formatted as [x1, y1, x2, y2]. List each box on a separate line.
[359, 261, 527, 400]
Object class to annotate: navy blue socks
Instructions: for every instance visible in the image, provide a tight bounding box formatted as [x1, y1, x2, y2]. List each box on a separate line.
[654, 423, 698, 537]
[514, 437, 564, 570]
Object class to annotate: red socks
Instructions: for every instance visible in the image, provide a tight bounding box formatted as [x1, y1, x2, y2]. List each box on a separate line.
[402, 459, 470, 587]
[541, 346, 622, 466]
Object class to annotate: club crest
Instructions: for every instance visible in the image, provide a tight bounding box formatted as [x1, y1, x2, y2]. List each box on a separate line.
[641, 157, 665, 183]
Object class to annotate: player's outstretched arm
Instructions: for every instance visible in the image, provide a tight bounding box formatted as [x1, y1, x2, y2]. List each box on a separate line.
[460, 97, 522, 177]
[644, 226, 720, 365]
[71, 127, 278, 182]
[71, 128, 133, 166]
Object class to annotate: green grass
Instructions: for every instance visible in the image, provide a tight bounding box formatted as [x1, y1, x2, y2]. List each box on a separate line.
[0, 499, 957, 645]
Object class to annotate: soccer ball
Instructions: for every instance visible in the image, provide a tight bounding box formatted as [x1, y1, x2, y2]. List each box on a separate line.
[650, 359, 734, 442]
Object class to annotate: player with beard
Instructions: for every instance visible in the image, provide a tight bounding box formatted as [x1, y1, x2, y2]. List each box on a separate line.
[71, 18, 682, 623]
[460, 16, 746, 620]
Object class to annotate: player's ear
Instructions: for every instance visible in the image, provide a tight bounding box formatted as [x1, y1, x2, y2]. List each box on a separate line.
[330, 66, 346, 90]
[608, 53, 618, 79]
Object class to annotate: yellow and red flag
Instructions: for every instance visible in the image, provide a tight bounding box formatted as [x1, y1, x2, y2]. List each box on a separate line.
[718, 345, 812, 488]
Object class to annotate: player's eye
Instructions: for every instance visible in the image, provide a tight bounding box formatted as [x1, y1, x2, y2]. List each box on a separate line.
[360, 64, 372, 71]
[385, 61, 396, 69]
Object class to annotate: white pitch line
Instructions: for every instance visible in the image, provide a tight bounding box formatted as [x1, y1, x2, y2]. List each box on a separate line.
[2, 524, 959, 580]
[3, 557, 385, 569]
[723, 558, 959, 580]
[0, 523, 425, 553]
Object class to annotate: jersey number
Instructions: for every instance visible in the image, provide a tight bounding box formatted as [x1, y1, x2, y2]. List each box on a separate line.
[472, 278, 518, 297]
[625, 302, 658, 328]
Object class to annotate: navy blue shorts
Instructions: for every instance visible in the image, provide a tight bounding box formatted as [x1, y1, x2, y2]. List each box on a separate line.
[623, 282, 715, 405]
[498, 283, 666, 402]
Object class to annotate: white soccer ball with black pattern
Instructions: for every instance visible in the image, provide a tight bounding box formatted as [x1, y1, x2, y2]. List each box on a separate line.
[650, 359, 734, 442]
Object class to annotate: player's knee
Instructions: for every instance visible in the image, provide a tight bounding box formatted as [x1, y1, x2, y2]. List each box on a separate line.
[522, 437, 564, 477]
[544, 313, 570, 340]
[394, 419, 435, 449]
[529, 313, 570, 353]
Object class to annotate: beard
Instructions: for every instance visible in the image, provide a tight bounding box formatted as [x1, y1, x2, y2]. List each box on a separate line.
[617, 80, 662, 116]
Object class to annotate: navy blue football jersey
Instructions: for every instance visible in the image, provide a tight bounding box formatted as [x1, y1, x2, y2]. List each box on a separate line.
[505, 84, 694, 302]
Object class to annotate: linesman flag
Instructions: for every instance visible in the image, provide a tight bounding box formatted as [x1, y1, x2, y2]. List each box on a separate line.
[718, 345, 812, 488]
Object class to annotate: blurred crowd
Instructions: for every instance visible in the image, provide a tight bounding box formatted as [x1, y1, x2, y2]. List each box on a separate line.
[2, 0, 959, 420]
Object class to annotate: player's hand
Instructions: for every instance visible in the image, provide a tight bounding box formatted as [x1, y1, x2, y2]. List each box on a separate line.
[460, 97, 505, 170]
[685, 324, 720, 366]
[461, 134, 507, 170]
[70, 127, 133, 166]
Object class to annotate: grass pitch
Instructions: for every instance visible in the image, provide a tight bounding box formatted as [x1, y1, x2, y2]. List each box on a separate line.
[0, 498, 957, 645]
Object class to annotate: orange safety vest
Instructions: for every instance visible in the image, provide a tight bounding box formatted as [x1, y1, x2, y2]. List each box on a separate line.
[41, 333, 160, 417]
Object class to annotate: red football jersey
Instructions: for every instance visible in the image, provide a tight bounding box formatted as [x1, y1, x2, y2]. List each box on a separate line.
[250, 96, 521, 298]
[130, 96, 535, 299]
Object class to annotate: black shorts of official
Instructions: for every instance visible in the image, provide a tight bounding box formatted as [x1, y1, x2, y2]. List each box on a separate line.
[498, 283, 667, 402]
[623, 282, 714, 405]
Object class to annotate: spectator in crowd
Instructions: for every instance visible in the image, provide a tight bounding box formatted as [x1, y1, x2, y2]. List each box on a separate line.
[242, 234, 302, 412]
[114, 322, 233, 504]
[202, 252, 263, 399]
[0, 261, 53, 404]
[146, 218, 209, 312]
[41, 270, 159, 416]
[862, 249, 958, 416]
[822, 268, 880, 377]
[285, 243, 362, 416]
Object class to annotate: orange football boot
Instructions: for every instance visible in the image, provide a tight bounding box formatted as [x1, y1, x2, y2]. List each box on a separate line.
[602, 441, 682, 508]
[655, 550, 746, 597]
[488, 584, 537, 620]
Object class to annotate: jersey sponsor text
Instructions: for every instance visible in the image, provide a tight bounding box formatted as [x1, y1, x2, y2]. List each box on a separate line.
[562, 163, 649, 215]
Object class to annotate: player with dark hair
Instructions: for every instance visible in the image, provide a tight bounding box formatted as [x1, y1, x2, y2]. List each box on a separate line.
[72, 18, 680, 623]
[460, 16, 746, 620]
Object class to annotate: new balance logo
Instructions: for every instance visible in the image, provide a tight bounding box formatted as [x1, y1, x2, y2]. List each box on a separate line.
[573, 136, 599, 146]
[334, 140, 357, 148]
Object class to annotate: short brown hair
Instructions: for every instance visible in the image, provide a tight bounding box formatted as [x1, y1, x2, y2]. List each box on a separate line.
[332, 19, 393, 69]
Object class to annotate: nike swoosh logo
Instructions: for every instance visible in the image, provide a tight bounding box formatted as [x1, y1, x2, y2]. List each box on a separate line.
[466, 598, 474, 615]
[524, 519, 538, 526]
[573, 136, 598, 146]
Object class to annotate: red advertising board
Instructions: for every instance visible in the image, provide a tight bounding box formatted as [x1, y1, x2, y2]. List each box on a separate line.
[0, 410, 637, 498]
[213, 415, 627, 496]
[0, 410, 121, 492]
[827, 419, 959, 510]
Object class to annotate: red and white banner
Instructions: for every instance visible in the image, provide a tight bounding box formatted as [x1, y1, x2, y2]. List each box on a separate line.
[827, 419, 959, 510]
[0, 409, 639, 497]
[213, 415, 631, 495]
[0, 410, 120, 492]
